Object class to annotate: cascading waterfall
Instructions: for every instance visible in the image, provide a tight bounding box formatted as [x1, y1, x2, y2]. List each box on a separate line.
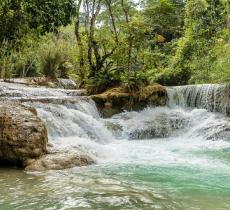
[0, 82, 230, 210]
[166, 84, 230, 116]
[0, 82, 85, 98]
[34, 100, 112, 144]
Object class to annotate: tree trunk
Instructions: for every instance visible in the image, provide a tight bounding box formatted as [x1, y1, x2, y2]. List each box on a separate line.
[121, 0, 133, 82]
[75, 0, 85, 86]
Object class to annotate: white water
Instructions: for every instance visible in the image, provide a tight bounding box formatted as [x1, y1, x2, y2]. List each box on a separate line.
[166, 84, 230, 116]
[0, 82, 230, 209]
[29, 94, 230, 209]
[0, 82, 85, 98]
[28, 88, 230, 168]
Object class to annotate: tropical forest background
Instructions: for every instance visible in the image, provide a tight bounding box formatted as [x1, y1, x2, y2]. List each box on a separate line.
[0, 0, 229, 91]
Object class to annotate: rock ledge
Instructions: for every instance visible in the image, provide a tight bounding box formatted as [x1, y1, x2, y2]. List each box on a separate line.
[91, 84, 167, 117]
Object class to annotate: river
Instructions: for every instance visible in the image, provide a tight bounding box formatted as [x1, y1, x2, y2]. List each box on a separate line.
[0, 83, 229, 210]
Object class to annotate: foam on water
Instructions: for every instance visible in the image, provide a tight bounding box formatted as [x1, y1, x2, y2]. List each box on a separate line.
[0, 82, 230, 209]
[0, 82, 85, 98]
[34, 100, 112, 144]
[20, 83, 228, 171]
[28, 94, 230, 176]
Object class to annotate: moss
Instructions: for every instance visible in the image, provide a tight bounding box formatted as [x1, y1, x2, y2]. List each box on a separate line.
[91, 84, 167, 117]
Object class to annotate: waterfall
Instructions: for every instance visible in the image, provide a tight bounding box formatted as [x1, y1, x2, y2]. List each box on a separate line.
[27, 98, 115, 160]
[104, 106, 230, 142]
[0, 82, 229, 144]
[33, 100, 113, 144]
[0, 82, 113, 148]
[0, 82, 229, 145]
[166, 84, 230, 116]
[1, 82, 230, 210]
[0, 82, 85, 98]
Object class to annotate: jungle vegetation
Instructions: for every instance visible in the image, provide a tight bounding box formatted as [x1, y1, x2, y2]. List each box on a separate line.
[0, 0, 229, 91]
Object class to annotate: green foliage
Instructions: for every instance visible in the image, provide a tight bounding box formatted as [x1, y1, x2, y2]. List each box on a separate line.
[210, 30, 230, 83]
[0, 0, 29, 45]
[40, 49, 63, 79]
[87, 68, 122, 94]
[159, 0, 230, 85]
[0, 0, 76, 46]
[144, 0, 185, 41]
[155, 67, 192, 86]
[0, 42, 16, 79]
[37, 31, 78, 80]
[0, 0, 229, 87]
[26, 0, 76, 34]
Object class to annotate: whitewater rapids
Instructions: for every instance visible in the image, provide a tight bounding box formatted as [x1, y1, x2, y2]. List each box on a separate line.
[0, 82, 229, 209]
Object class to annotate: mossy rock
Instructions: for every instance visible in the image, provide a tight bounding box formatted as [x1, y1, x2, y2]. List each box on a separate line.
[91, 84, 167, 117]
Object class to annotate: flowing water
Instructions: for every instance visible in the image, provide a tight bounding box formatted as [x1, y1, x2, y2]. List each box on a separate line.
[0, 83, 230, 210]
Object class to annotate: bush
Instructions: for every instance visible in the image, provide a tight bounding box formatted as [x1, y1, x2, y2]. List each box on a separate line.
[13, 38, 40, 78]
[38, 32, 76, 80]
[155, 67, 191, 86]
[210, 29, 230, 83]
[0, 42, 17, 79]
[87, 67, 122, 94]
[40, 49, 63, 79]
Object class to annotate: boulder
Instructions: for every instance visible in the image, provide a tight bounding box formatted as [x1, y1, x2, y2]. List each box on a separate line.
[24, 149, 94, 171]
[91, 84, 167, 117]
[58, 79, 78, 89]
[0, 103, 48, 165]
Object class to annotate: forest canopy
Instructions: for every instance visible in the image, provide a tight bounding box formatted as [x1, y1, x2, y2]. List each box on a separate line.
[0, 0, 229, 90]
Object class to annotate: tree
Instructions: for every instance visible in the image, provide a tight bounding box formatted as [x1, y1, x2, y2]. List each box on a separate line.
[166, 0, 229, 84]
[27, 0, 76, 34]
[0, 0, 76, 45]
[144, 0, 185, 42]
[0, 0, 29, 45]
[76, 0, 117, 81]
[75, 0, 85, 86]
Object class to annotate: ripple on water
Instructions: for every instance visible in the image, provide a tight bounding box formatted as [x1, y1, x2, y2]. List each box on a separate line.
[0, 83, 230, 209]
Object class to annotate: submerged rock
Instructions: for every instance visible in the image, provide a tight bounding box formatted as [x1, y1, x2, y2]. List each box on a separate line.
[92, 84, 167, 117]
[194, 118, 230, 141]
[24, 149, 94, 171]
[0, 103, 48, 165]
[130, 113, 187, 139]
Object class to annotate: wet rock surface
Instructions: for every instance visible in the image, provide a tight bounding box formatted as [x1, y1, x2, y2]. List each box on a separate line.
[104, 109, 189, 139]
[195, 118, 230, 141]
[0, 103, 48, 164]
[92, 84, 167, 117]
[0, 82, 94, 170]
[24, 149, 94, 171]
[57, 79, 78, 89]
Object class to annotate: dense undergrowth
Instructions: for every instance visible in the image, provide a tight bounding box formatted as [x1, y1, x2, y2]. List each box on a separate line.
[0, 0, 229, 91]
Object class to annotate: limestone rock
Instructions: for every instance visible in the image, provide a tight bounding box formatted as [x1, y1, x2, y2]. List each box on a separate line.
[24, 149, 94, 171]
[91, 84, 167, 117]
[58, 79, 78, 89]
[0, 103, 48, 163]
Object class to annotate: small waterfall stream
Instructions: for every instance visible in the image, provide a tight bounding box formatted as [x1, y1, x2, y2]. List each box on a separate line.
[0, 82, 230, 210]
[35, 101, 113, 143]
[166, 84, 230, 116]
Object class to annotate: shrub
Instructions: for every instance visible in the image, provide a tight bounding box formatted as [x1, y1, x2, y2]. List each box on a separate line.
[155, 67, 191, 86]
[38, 33, 76, 80]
